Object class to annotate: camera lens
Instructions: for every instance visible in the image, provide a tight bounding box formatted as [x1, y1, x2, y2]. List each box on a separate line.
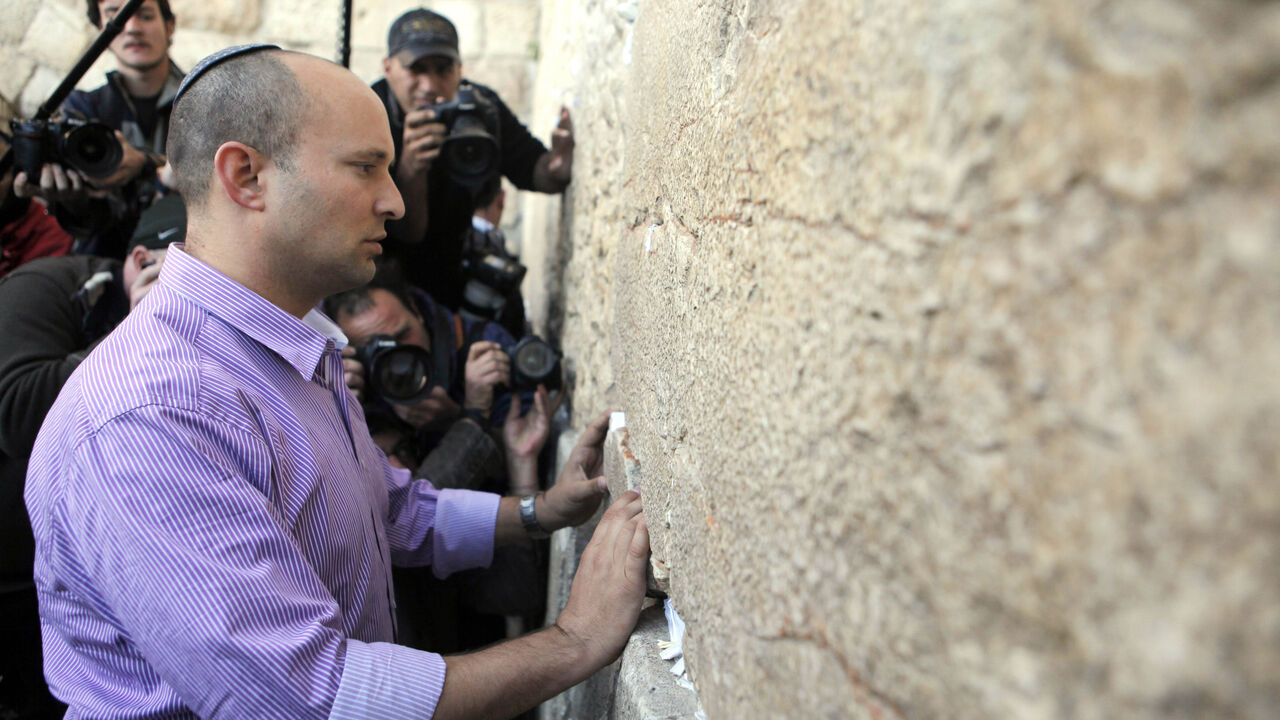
[512, 338, 558, 380]
[443, 135, 496, 178]
[369, 343, 434, 403]
[63, 122, 123, 178]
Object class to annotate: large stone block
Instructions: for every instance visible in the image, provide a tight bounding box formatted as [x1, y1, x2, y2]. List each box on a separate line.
[19, 66, 66, 119]
[257, 0, 340, 45]
[20, 2, 93, 71]
[1, 1, 40, 46]
[350, 0, 426, 56]
[464, 56, 534, 117]
[0, 49, 36, 109]
[483, 2, 540, 58]
[171, 0, 261, 34]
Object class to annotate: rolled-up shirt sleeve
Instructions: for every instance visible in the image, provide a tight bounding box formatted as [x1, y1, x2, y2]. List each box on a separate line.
[381, 458, 499, 576]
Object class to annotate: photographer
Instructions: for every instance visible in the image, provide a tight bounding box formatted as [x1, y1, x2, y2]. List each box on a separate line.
[0, 197, 175, 718]
[372, 7, 574, 313]
[0, 132, 74, 279]
[462, 176, 528, 338]
[327, 267, 555, 652]
[14, 0, 182, 259]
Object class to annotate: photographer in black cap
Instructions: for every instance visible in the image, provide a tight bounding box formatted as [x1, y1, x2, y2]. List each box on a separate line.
[372, 7, 574, 315]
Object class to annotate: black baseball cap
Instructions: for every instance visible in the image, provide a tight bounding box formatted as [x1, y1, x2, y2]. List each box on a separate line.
[129, 194, 187, 252]
[387, 8, 460, 65]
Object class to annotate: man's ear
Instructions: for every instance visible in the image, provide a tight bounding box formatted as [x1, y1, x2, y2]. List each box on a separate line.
[213, 141, 266, 211]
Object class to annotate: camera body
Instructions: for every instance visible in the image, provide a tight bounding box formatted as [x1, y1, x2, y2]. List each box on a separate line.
[8, 116, 123, 179]
[355, 336, 439, 405]
[459, 250, 526, 326]
[356, 332, 560, 407]
[508, 335, 562, 392]
[423, 85, 499, 188]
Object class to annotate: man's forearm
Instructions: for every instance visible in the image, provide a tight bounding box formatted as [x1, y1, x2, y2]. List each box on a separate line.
[435, 623, 597, 720]
[494, 494, 537, 547]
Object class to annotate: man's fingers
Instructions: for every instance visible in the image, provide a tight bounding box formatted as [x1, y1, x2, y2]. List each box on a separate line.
[629, 513, 649, 562]
[577, 408, 614, 448]
[467, 341, 502, 361]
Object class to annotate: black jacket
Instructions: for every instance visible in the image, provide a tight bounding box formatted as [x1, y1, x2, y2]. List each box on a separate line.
[371, 78, 548, 310]
[0, 255, 127, 585]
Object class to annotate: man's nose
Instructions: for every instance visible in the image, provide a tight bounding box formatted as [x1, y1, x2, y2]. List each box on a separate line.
[377, 174, 405, 221]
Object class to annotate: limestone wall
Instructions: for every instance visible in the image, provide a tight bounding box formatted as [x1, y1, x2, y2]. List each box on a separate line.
[526, 0, 1280, 717]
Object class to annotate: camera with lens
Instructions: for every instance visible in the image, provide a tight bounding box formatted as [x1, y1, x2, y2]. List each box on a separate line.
[423, 85, 499, 188]
[459, 250, 526, 326]
[507, 335, 562, 393]
[356, 331, 560, 407]
[355, 336, 440, 405]
[8, 115, 123, 180]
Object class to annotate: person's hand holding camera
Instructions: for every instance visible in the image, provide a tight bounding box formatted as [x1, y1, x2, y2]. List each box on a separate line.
[398, 105, 447, 181]
[340, 345, 365, 401]
[13, 163, 89, 211]
[463, 341, 511, 418]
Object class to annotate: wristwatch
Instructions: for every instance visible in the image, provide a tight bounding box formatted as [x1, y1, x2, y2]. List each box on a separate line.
[520, 493, 551, 539]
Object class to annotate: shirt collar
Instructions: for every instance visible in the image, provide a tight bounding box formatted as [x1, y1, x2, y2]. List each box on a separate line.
[159, 244, 345, 379]
[471, 216, 495, 233]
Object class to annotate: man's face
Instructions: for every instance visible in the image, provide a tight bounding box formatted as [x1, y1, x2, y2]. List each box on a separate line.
[381, 52, 462, 111]
[99, 0, 173, 73]
[266, 63, 405, 299]
[336, 288, 461, 430]
[335, 288, 430, 352]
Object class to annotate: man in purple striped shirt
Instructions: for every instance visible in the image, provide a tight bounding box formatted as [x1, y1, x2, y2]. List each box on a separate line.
[25, 45, 649, 719]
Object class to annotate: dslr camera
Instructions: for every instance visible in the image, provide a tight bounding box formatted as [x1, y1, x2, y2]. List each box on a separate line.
[9, 115, 123, 179]
[356, 333, 561, 406]
[423, 85, 499, 188]
[355, 336, 439, 404]
[459, 250, 526, 327]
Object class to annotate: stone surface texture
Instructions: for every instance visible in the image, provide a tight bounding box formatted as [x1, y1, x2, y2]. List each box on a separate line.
[524, 0, 1280, 718]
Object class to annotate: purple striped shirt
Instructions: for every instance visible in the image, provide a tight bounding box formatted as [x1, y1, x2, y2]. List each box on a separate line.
[24, 245, 499, 719]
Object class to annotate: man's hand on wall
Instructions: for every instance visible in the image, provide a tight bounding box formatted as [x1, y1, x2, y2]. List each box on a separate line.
[539, 409, 611, 529]
[534, 106, 574, 193]
[555, 489, 649, 665]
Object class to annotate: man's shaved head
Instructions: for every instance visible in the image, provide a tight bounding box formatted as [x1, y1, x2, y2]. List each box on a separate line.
[167, 50, 309, 205]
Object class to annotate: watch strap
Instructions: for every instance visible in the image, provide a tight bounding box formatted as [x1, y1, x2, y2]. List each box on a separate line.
[519, 493, 550, 539]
